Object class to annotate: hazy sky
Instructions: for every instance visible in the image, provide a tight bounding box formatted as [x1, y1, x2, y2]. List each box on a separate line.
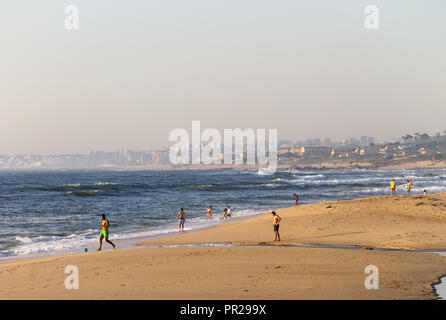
[1, 0, 445, 154]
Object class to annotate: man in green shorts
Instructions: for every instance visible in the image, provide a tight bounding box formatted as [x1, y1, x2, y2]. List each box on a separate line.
[97, 214, 116, 251]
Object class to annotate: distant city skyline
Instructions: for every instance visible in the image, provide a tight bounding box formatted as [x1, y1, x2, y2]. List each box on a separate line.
[2, 129, 445, 169]
[1, 1, 445, 155]
[3, 128, 446, 156]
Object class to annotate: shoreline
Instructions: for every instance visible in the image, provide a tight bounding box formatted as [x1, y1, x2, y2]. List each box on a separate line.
[0, 211, 265, 265]
[1, 193, 446, 299]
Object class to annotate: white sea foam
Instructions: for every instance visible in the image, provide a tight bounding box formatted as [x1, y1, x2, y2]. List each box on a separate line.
[94, 182, 118, 186]
[3, 209, 264, 257]
[15, 236, 33, 244]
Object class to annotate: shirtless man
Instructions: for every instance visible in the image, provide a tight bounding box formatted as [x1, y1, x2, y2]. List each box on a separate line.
[97, 214, 115, 251]
[178, 208, 186, 232]
[271, 211, 281, 242]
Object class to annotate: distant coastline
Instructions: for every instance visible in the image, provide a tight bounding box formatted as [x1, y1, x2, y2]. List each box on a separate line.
[2, 132, 445, 171]
[67, 159, 446, 172]
[1, 159, 444, 172]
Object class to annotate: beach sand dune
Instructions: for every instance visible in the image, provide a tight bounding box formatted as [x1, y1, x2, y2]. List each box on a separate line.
[1, 193, 446, 299]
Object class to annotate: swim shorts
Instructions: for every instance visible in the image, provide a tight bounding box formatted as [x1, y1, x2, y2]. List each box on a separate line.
[179, 218, 185, 227]
[274, 225, 279, 232]
[100, 229, 109, 238]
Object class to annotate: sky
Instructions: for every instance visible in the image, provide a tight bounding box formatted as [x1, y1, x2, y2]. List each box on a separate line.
[1, 0, 445, 155]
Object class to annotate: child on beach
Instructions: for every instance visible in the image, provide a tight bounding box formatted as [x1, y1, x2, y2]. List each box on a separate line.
[293, 193, 299, 206]
[390, 179, 396, 196]
[221, 208, 228, 219]
[406, 179, 414, 196]
[207, 205, 212, 219]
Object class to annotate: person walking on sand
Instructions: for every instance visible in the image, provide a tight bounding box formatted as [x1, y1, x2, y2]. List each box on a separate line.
[97, 214, 115, 251]
[293, 193, 299, 206]
[226, 206, 232, 220]
[207, 205, 213, 220]
[390, 179, 396, 196]
[178, 208, 186, 232]
[271, 211, 281, 242]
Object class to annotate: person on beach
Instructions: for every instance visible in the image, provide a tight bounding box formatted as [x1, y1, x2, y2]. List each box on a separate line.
[207, 205, 213, 219]
[97, 214, 115, 251]
[271, 211, 281, 242]
[226, 206, 232, 220]
[178, 208, 186, 232]
[406, 179, 414, 196]
[293, 193, 299, 206]
[221, 207, 228, 220]
[390, 179, 396, 196]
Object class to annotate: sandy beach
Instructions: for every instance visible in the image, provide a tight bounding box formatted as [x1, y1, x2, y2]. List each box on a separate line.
[2, 193, 446, 300]
[143, 192, 446, 250]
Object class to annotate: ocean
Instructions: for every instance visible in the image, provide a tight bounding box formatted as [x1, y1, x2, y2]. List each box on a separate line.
[0, 168, 445, 258]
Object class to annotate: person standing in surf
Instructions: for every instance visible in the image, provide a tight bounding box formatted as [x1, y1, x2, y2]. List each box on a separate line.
[97, 214, 115, 251]
[390, 179, 396, 196]
[406, 179, 414, 196]
[271, 211, 281, 242]
[226, 206, 232, 220]
[293, 193, 299, 206]
[221, 207, 228, 220]
[178, 208, 186, 232]
[207, 205, 213, 220]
